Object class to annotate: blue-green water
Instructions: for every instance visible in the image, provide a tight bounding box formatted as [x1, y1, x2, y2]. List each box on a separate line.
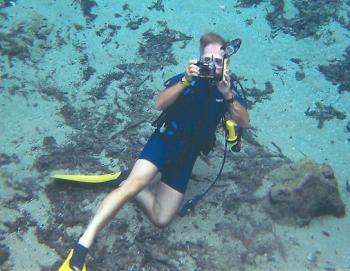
[0, 1, 349, 270]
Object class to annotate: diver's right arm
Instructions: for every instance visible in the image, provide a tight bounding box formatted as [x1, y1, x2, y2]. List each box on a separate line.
[156, 59, 199, 111]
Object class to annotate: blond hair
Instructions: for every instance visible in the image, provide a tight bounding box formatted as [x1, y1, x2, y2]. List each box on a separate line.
[199, 32, 226, 54]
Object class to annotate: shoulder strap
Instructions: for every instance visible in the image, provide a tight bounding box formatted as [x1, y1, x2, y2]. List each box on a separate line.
[163, 73, 185, 88]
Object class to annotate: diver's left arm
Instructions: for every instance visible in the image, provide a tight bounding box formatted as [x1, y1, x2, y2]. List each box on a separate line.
[217, 71, 249, 128]
[225, 99, 249, 128]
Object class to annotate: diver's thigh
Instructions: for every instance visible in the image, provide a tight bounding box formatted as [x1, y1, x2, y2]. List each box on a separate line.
[122, 159, 159, 187]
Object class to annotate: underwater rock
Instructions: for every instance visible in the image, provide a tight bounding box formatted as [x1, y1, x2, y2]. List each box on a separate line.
[264, 159, 345, 226]
[305, 102, 346, 128]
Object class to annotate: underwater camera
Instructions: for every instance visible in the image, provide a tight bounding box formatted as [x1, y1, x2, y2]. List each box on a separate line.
[195, 38, 242, 82]
[195, 59, 217, 80]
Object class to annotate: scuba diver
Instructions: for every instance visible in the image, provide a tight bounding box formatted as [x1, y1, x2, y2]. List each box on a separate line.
[58, 32, 249, 270]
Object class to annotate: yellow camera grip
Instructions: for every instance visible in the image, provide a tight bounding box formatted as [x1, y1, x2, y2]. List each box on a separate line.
[222, 57, 230, 81]
[226, 119, 237, 143]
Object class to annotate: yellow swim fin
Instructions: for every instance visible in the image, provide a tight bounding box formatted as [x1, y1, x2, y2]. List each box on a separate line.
[58, 249, 87, 271]
[51, 171, 122, 183]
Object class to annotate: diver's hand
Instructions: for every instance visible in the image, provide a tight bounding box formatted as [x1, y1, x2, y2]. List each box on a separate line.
[217, 69, 232, 99]
[185, 59, 199, 82]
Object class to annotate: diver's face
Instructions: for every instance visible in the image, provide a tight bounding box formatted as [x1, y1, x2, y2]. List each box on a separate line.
[201, 42, 224, 75]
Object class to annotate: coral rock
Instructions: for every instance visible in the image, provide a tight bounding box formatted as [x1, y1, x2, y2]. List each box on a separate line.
[264, 159, 345, 226]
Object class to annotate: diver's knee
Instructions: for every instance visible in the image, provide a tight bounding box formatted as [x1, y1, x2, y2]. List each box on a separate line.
[120, 177, 149, 199]
[152, 216, 173, 228]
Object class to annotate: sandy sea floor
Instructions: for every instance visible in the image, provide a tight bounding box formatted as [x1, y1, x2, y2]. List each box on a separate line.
[1, 0, 350, 270]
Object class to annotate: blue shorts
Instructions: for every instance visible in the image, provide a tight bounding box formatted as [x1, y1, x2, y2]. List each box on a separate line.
[139, 132, 198, 194]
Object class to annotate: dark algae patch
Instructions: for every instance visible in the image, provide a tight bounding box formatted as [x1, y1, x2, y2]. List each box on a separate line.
[237, 0, 347, 39]
[295, 70, 305, 81]
[235, 0, 263, 8]
[319, 46, 350, 94]
[305, 102, 346, 128]
[3, 177, 40, 210]
[73, 0, 97, 23]
[0, 153, 19, 166]
[139, 21, 192, 70]
[268, 0, 346, 39]
[0, 13, 53, 66]
[88, 71, 124, 99]
[95, 24, 121, 46]
[3, 211, 37, 235]
[120, 4, 150, 30]
[36, 83, 68, 102]
[147, 0, 165, 12]
[244, 80, 274, 109]
[126, 17, 149, 30]
[0, 243, 10, 267]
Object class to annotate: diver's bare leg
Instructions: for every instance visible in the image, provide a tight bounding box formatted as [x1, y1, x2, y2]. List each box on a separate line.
[79, 159, 158, 248]
[135, 181, 184, 227]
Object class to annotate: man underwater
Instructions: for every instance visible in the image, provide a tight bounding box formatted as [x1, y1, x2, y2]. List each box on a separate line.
[59, 32, 249, 270]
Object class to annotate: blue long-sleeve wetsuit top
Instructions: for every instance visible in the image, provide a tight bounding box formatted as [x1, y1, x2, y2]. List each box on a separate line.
[162, 73, 238, 150]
